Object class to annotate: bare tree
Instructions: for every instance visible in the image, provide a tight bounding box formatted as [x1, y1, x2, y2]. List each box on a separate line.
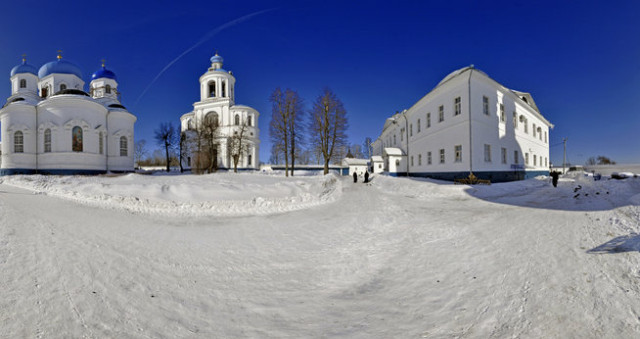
[270, 143, 285, 164]
[197, 115, 220, 173]
[228, 119, 252, 173]
[154, 122, 177, 172]
[363, 137, 373, 159]
[269, 88, 305, 176]
[309, 88, 348, 174]
[134, 139, 147, 169]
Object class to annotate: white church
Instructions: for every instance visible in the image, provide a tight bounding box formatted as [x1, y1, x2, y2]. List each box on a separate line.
[0, 53, 136, 175]
[180, 52, 260, 171]
[372, 66, 553, 182]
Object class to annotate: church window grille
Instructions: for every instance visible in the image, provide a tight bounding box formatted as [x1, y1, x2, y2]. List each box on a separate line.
[60, 84, 67, 91]
[438, 105, 444, 122]
[234, 114, 240, 125]
[455, 145, 462, 162]
[44, 129, 51, 153]
[99, 132, 104, 154]
[19, 79, 26, 88]
[105, 85, 111, 94]
[72, 126, 83, 152]
[14, 131, 24, 153]
[439, 149, 445, 164]
[454, 97, 461, 116]
[120, 136, 128, 156]
[483, 96, 489, 115]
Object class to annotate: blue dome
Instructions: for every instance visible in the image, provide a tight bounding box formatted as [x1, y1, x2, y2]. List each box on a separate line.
[91, 66, 117, 81]
[210, 53, 223, 64]
[10, 60, 38, 77]
[38, 59, 83, 79]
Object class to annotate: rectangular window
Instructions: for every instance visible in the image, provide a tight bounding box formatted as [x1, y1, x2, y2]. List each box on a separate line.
[533, 154, 537, 166]
[98, 132, 103, 155]
[514, 150, 519, 164]
[544, 131, 547, 143]
[525, 152, 529, 165]
[438, 105, 444, 122]
[500, 103, 505, 122]
[484, 144, 491, 162]
[417, 119, 421, 133]
[248, 154, 252, 166]
[427, 151, 432, 165]
[400, 128, 404, 141]
[411, 156, 414, 167]
[418, 154, 422, 166]
[427, 113, 431, 128]
[513, 111, 518, 128]
[454, 145, 462, 162]
[533, 123, 537, 137]
[439, 149, 445, 164]
[501, 147, 507, 164]
[483, 96, 489, 115]
[454, 97, 461, 116]
[524, 121, 528, 133]
[394, 134, 396, 145]
[410, 124, 413, 137]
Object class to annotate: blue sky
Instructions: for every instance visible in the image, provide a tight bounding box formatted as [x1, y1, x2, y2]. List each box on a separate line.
[1, 0, 639, 165]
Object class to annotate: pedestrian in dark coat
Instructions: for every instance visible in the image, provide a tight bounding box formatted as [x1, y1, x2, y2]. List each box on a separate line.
[353, 171, 358, 183]
[551, 171, 559, 187]
[364, 171, 369, 183]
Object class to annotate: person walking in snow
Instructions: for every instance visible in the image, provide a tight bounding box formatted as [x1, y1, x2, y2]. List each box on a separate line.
[551, 171, 559, 187]
[364, 171, 369, 183]
[353, 171, 358, 183]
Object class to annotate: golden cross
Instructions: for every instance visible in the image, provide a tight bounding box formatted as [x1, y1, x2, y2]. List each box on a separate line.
[101, 59, 106, 67]
[57, 50, 63, 60]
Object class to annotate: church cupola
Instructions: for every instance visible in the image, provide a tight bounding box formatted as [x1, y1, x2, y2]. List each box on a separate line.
[10, 55, 38, 95]
[37, 51, 85, 98]
[90, 60, 119, 101]
[200, 51, 236, 102]
[210, 52, 224, 70]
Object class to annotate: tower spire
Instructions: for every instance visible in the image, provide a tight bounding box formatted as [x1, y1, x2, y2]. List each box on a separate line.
[57, 50, 63, 60]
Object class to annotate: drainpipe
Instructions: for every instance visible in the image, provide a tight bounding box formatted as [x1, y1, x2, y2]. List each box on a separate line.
[402, 109, 409, 176]
[467, 66, 474, 175]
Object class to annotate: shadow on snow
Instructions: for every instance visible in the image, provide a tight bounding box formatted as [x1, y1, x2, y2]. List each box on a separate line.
[587, 233, 640, 254]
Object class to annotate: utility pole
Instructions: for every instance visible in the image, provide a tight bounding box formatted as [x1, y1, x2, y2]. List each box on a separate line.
[562, 137, 568, 174]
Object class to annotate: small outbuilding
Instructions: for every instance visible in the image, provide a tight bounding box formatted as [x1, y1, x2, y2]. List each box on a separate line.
[342, 158, 369, 177]
[370, 155, 384, 174]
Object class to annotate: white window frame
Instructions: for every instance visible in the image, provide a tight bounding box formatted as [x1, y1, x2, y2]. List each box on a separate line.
[484, 144, 491, 162]
[454, 145, 462, 162]
[454, 97, 461, 116]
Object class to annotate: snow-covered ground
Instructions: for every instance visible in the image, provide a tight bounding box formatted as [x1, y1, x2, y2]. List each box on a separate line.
[1, 172, 640, 338]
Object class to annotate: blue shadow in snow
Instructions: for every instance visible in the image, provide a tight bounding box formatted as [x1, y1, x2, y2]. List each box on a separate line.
[587, 233, 640, 254]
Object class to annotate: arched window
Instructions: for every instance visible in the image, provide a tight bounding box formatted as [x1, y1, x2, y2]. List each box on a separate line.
[234, 114, 240, 125]
[208, 81, 216, 97]
[44, 129, 51, 153]
[72, 126, 83, 152]
[120, 136, 128, 156]
[60, 84, 67, 91]
[99, 132, 104, 155]
[222, 82, 226, 97]
[19, 79, 26, 88]
[205, 112, 219, 127]
[105, 84, 111, 94]
[248, 115, 252, 127]
[14, 131, 24, 153]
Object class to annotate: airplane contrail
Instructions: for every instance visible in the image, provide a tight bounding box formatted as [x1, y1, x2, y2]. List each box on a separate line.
[134, 8, 275, 107]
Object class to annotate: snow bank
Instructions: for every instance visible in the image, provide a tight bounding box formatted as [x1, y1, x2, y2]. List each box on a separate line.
[0, 172, 342, 217]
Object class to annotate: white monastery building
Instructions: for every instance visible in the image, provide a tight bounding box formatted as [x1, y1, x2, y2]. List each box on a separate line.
[180, 53, 260, 171]
[0, 54, 136, 175]
[372, 66, 553, 182]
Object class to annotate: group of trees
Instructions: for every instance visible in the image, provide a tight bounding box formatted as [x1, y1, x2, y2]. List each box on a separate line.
[269, 87, 350, 175]
[585, 156, 616, 166]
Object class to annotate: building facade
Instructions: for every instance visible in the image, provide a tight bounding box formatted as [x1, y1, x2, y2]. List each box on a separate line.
[179, 53, 259, 171]
[372, 66, 553, 182]
[0, 54, 136, 175]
